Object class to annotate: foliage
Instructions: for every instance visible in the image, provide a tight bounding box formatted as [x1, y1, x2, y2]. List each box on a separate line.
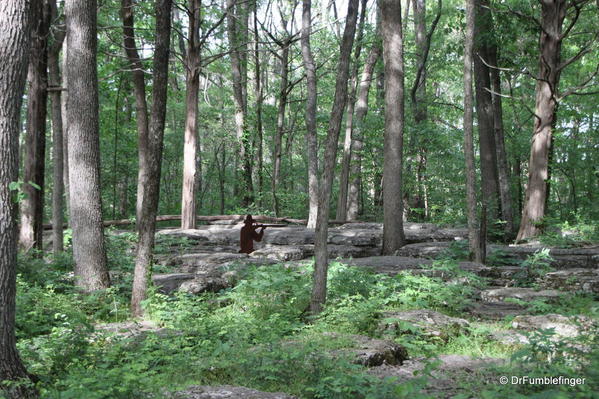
[513, 249, 554, 287]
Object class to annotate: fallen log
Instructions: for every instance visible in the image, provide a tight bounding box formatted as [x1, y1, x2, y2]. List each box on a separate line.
[43, 215, 361, 230]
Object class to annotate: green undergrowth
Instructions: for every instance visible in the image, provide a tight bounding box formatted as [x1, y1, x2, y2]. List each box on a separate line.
[11, 245, 599, 398]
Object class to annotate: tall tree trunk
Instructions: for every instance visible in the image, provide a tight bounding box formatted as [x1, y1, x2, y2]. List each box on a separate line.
[517, 0, 567, 241]
[226, 0, 253, 207]
[181, 0, 201, 229]
[463, 0, 483, 262]
[0, 1, 38, 396]
[48, 0, 66, 254]
[60, 39, 70, 213]
[488, 44, 514, 238]
[19, 0, 50, 252]
[380, 0, 406, 254]
[130, 0, 172, 316]
[65, 0, 111, 291]
[253, 8, 264, 208]
[347, 44, 381, 220]
[121, 0, 150, 232]
[272, 41, 289, 217]
[301, 0, 319, 229]
[473, 0, 499, 226]
[336, 0, 366, 221]
[310, 0, 359, 314]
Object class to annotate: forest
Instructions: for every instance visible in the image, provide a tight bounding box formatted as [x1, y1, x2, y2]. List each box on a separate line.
[0, 0, 598, 397]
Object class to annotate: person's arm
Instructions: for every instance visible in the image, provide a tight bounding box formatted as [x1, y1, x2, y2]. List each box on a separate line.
[252, 226, 265, 242]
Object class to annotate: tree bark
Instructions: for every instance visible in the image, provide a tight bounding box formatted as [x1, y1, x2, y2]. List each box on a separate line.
[336, 0, 366, 221]
[48, 0, 65, 254]
[19, 0, 51, 253]
[473, 0, 499, 225]
[517, 0, 568, 241]
[181, 0, 201, 229]
[311, 0, 359, 315]
[253, 8, 264, 208]
[301, 0, 319, 229]
[66, 0, 111, 291]
[488, 44, 514, 238]
[380, 0, 406, 254]
[60, 39, 70, 213]
[0, 1, 39, 396]
[226, 0, 253, 207]
[347, 44, 381, 220]
[130, 0, 172, 316]
[273, 38, 289, 217]
[463, 0, 482, 262]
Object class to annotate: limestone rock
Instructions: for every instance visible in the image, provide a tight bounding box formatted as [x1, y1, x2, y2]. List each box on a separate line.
[480, 287, 563, 303]
[540, 268, 599, 294]
[173, 385, 296, 399]
[153, 273, 196, 294]
[379, 309, 470, 339]
[511, 314, 595, 338]
[468, 302, 527, 320]
[342, 256, 490, 278]
[323, 333, 408, 367]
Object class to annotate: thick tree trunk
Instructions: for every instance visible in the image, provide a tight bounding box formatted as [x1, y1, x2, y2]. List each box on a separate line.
[488, 45, 514, 237]
[130, 0, 172, 316]
[463, 0, 483, 262]
[517, 0, 566, 241]
[0, 1, 38, 396]
[181, 0, 201, 230]
[48, 0, 65, 254]
[311, 0, 359, 314]
[226, 0, 253, 207]
[273, 41, 289, 217]
[301, 0, 319, 229]
[336, 0, 366, 221]
[473, 0, 499, 224]
[66, 0, 111, 291]
[19, 0, 50, 252]
[380, 0, 406, 254]
[347, 44, 381, 220]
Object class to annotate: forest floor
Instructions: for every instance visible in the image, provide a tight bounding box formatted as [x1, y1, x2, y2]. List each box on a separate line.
[19, 222, 599, 398]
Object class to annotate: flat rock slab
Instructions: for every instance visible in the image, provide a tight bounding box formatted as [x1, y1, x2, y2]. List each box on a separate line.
[94, 320, 176, 340]
[153, 273, 196, 294]
[328, 333, 408, 367]
[378, 310, 470, 339]
[369, 354, 504, 398]
[540, 268, 599, 294]
[172, 385, 296, 399]
[511, 314, 596, 338]
[341, 256, 490, 278]
[480, 287, 563, 303]
[396, 242, 599, 269]
[468, 302, 527, 320]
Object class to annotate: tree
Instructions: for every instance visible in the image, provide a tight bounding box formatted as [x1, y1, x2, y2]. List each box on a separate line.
[0, 0, 39, 396]
[48, 0, 66, 254]
[226, 0, 253, 207]
[130, 0, 173, 316]
[181, 0, 201, 229]
[19, 0, 51, 252]
[65, 0, 111, 291]
[463, 0, 483, 262]
[301, 0, 319, 229]
[310, 0, 359, 314]
[517, 0, 595, 241]
[380, 0, 406, 254]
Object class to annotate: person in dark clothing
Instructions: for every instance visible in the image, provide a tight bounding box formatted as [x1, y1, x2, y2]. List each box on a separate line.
[239, 215, 266, 254]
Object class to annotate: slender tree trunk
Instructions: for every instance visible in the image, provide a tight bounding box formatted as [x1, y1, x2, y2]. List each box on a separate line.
[347, 44, 381, 220]
[19, 0, 50, 252]
[311, 0, 359, 315]
[226, 0, 253, 206]
[373, 69, 384, 208]
[60, 39, 70, 212]
[181, 0, 201, 229]
[337, 0, 366, 221]
[488, 45, 514, 238]
[272, 40, 289, 217]
[254, 9, 264, 208]
[48, 0, 65, 254]
[463, 0, 482, 262]
[66, 0, 111, 291]
[380, 0, 406, 254]
[130, 0, 172, 316]
[473, 0, 499, 227]
[517, 0, 567, 241]
[0, 1, 39, 396]
[301, 0, 319, 229]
